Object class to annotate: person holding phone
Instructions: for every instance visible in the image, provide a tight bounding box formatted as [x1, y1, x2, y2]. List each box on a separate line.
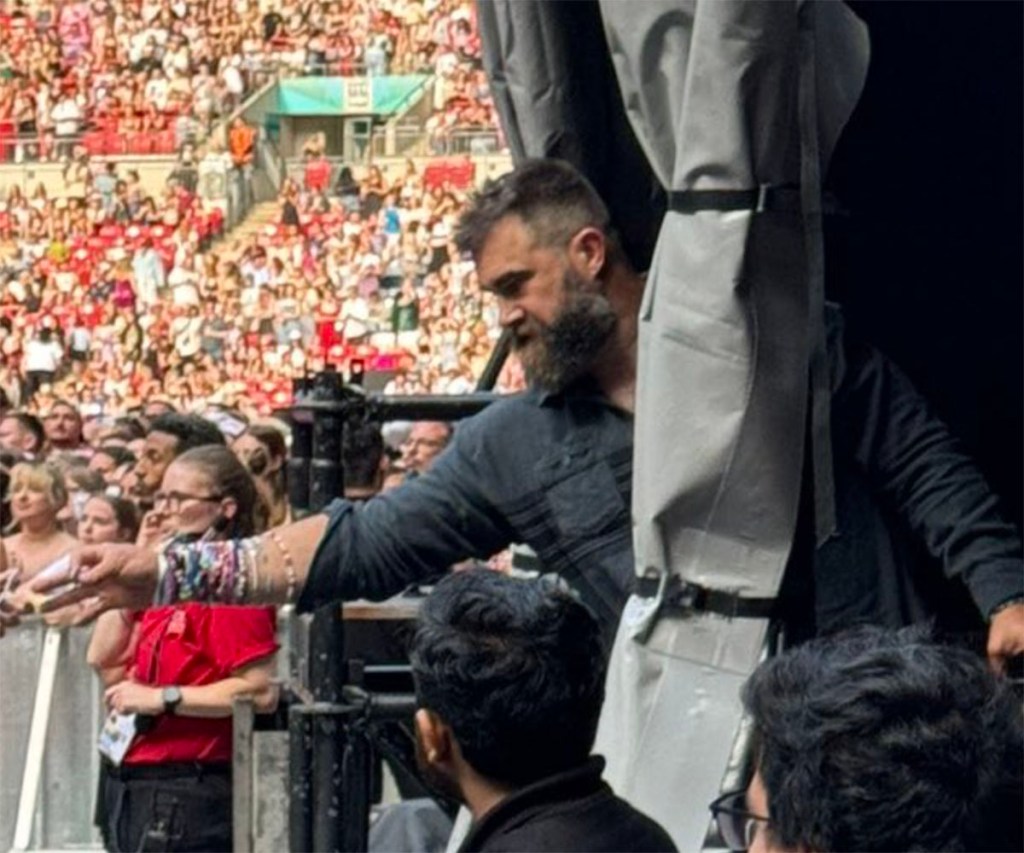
[87, 446, 278, 853]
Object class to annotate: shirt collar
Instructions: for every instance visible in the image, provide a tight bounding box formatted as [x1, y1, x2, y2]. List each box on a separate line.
[458, 756, 608, 852]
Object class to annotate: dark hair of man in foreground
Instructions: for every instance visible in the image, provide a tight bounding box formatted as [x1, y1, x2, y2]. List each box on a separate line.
[742, 626, 1023, 853]
[409, 570, 676, 853]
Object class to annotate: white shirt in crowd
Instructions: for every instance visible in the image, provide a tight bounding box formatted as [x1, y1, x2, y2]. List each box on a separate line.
[24, 337, 63, 373]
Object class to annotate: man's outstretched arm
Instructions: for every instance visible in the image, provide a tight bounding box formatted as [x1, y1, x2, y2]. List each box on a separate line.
[31, 416, 516, 621]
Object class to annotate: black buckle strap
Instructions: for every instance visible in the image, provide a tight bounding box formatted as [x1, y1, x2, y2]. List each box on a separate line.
[635, 575, 776, 620]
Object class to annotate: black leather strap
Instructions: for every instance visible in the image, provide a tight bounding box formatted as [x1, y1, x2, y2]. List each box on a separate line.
[635, 575, 776, 620]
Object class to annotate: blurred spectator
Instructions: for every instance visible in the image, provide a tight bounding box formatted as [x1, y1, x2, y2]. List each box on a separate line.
[1, 460, 77, 577]
[44, 398, 85, 451]
[131, 412, 225, 507]
[78, 494, 140, 545]
[343, 418, 386, 499]
[233, 420, 289, 527]
[0, 411, 45, 457]
[228, 115, 256, 210]
[23, 325, 64, 398]
[400, 421, 452, 477]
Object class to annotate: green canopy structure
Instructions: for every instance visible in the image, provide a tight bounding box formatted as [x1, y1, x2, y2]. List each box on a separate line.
[273, 75, 429, 116]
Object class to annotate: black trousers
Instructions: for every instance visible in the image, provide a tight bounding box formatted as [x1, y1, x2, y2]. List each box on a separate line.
[97, 761, 232, 852]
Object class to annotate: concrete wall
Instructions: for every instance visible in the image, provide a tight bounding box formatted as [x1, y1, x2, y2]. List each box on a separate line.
[0, 157, 176, 199]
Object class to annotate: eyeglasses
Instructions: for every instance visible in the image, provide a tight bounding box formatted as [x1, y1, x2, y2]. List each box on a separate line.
[152, 491, 223, 512]
[709, 789, 771, 852]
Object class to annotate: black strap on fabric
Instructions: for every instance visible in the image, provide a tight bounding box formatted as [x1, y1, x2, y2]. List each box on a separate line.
[635, 575, 776, 620]
[667, 186, 842, 216]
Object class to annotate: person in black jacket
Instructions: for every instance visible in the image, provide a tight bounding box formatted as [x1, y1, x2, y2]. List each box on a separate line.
[409, 570, 676, 853]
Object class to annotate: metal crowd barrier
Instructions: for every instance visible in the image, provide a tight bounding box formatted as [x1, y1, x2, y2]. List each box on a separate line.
[0, 622, 105, 851]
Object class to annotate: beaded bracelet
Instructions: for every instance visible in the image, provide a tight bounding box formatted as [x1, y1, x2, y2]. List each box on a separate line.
[156, 541, 250, 605]
[267, 529, 297, 604]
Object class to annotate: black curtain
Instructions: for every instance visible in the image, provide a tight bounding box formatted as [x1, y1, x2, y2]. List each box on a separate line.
[825, 0, 1023, 525]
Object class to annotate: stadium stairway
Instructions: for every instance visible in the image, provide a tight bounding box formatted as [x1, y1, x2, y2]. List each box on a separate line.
[220, 201, 279, 252]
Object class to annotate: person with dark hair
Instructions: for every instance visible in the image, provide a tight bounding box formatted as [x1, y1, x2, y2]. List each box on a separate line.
[131, 413, 225, 506]
[711, 626, 1023, 853]
[89, 445, 137, 487]
[0, 412, 46, 457]
[88, 445, 277, 853]
[79, 495, 140, 546]
[141, 400, 176, 425]
[342, 419, 385, 499]
[411, 570, 675, 852]
[233, 422, 289, 527]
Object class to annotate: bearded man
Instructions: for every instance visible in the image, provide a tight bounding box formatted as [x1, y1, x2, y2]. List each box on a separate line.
[28, 160, 1024, 670]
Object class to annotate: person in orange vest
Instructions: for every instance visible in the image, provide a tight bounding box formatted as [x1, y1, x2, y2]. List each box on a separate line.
[227, 117, 256, 213]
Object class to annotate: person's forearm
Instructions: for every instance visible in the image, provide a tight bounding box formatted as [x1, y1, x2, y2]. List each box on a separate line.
[158, 513, 327, 606]
[87, 610, 135, 672]
[177, 676, 279, 717]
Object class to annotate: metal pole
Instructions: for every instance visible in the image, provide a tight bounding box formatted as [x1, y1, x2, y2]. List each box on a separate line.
[232, 696, 255, 853]
[287, 377, 313, 513]
[475, 328, 512, 392]
[339, 728, 371, 852]
[288, 704, 313, 853]
[308, 368, 347, 852]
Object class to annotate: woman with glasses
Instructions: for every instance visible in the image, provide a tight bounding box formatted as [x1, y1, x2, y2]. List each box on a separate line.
[87, 446, 278, 852]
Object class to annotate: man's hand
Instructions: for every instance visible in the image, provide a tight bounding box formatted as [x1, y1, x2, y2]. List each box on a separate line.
[987, 602, 1024, 675]
[30, 544, 160, 624]
[105, 680, 163, 715]
[0, 569, 23, 638]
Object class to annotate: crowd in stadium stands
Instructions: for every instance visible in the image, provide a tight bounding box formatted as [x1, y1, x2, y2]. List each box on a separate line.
[0, 0, 496, 161]
[0, 151, 521, 420]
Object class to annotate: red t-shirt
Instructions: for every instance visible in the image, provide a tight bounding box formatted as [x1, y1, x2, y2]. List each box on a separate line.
[125, 603, 278, 765]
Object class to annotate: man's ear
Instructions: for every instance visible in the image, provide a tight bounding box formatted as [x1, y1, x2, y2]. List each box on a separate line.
[568, 226, 608, 282]
[415, 708, 454, 767]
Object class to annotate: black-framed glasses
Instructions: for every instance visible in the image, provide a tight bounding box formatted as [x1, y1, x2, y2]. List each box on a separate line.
[153, 491, 224, 512]
[709, 789, 771, 852]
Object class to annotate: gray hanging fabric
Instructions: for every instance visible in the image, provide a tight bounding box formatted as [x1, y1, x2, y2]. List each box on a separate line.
[593, 1, 868, 847]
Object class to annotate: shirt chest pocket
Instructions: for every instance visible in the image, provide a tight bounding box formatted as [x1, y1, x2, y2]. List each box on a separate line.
[537, 443, 627, 540]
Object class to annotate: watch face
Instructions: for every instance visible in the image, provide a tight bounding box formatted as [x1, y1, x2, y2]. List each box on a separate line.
[163, 686, 182, 712]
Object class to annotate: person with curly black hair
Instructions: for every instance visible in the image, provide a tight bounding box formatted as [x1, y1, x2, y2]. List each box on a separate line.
[711, 626, 1023, 853]
[410, 570, 675, 852]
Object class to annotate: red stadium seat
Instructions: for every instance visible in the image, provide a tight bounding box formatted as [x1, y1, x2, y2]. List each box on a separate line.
[102, 132, 126, 155]
[127, 134, 153, 155]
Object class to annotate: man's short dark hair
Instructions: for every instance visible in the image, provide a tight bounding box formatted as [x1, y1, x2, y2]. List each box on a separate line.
[743, 626, 1023, 852]
[410, 571, 606, 787]
[96, 444, 137, 468]
[454, 159, 618, 260]
[343, 419, 384, 490]
[149, 413, 225, 454]
[3, 412, 45, 452]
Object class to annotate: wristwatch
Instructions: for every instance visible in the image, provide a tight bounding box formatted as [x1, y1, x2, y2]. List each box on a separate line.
[162, 685, 183, 715]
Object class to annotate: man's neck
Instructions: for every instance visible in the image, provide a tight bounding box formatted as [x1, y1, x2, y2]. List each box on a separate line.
[461, 768, 517, 822]
[591, 266, 643, 413]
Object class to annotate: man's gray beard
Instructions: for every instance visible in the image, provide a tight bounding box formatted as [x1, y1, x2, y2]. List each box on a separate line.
[516, 276, 617, 393]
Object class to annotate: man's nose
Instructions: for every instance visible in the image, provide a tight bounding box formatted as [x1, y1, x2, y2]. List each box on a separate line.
[497, 299, 524, 329]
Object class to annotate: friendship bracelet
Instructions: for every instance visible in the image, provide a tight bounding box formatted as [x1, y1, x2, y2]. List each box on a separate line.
[267, 529, 297, 604]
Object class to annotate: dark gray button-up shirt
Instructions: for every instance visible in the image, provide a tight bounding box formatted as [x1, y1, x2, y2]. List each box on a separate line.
[302, 311, 1022, 642]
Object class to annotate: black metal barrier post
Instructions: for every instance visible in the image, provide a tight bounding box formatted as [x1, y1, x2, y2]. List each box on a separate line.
[309, 369, 349, 853]
[282, 369, 501, 852]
